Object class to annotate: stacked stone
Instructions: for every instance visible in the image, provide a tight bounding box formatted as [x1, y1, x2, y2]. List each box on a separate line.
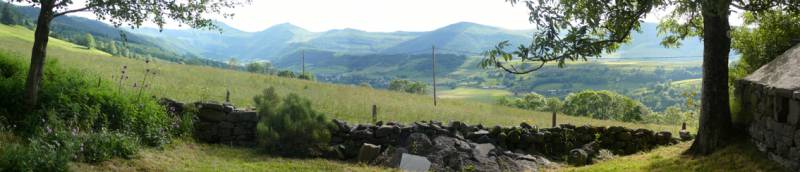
[597, 126, 675, 155]
[158, 98, 185, 115]
[193, 102, 259, 147]
[328, 119, 681, 170]
[329, 120, 548, 171]
[737, 80, 800, 171]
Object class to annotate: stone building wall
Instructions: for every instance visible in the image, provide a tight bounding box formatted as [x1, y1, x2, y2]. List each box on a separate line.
[737, 80, 800, 171]
[193, 102, 259, 147]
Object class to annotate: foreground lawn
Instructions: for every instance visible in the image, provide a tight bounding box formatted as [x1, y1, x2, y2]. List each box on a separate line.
[70, 140, 392, 172]
[559, 141, 786, 172]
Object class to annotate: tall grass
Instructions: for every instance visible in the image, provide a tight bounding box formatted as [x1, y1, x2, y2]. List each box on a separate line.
[0, 24, 689, 134]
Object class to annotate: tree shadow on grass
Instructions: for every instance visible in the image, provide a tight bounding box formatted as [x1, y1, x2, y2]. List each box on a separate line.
[644, 141, 787, 172]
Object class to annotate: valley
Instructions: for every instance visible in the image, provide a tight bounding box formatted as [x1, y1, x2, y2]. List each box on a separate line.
[1, 0, 790, 171]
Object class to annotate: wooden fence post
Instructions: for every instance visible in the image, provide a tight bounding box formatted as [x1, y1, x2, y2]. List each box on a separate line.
[372, 104, 378, 123]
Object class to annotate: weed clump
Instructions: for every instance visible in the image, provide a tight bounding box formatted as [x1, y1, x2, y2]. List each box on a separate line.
[0, 51, 173, 170]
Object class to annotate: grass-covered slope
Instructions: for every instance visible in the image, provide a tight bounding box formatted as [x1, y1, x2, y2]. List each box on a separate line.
[0, 24, 687, 133]
[559, 141, 785, 172]
[70, 140, 392, 172]
[0, 24, 784, 172]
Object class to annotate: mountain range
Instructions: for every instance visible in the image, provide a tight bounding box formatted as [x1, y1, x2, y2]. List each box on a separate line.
[6, 2, 705, 67]
[132, 21, 703, 62]
[131, 21, 537, 61]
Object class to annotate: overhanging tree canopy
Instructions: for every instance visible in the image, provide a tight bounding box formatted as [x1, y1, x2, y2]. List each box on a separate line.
[482, 0, 800, 155]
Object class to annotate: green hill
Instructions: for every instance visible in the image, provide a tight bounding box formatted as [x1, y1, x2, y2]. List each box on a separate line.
[0, 24, 685, 132]
[0, 24, 695, 171]
[8, 3, 227, 67]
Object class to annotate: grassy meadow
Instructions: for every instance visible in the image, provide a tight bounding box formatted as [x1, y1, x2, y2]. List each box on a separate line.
[671, 78, 703, 90]
[438, 87, 512, 104]
[12, 24, 787, 171]
[0, 24, 688, 133]
[69, 140, 393, 172]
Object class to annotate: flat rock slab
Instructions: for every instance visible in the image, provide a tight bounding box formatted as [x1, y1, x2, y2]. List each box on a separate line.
[474, 143, 495, 157]
[398, 153, 431, 172]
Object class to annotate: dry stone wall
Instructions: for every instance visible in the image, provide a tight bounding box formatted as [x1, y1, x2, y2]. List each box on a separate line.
[328, 119, 680, 171]
[193, 102, 259, 147]
[737, 80, 800, 171]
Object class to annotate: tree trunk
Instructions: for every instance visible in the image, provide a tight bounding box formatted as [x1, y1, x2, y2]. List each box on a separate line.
[688, 1, 733, 155]
[23, 2, 55, 110]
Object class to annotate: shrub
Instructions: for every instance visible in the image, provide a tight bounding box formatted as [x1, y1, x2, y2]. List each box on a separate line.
[0, 53, 172, 146]
[79, 131, 139, 163]
[0, 130, 77, 172]
[253, 87, 280, 120]
[519, 93, 547, 111]
[0, 51, 176, 168]
[255, 89, 332, 157]
[497, 93, 551, 111]
[277, 70, 296, 78]
[388, 79, 428, 94]
[562, 90, 651, 122]
[298, 72, 315, 81]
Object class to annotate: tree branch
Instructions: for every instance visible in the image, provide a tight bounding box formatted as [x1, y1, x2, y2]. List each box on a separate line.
[730, 0, 777, 12]
[54, 4, 98, 17]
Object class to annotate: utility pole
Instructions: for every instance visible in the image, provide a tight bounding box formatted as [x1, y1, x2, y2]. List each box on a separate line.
[302, 50, 305, 75]
[432, 45, 437, 106]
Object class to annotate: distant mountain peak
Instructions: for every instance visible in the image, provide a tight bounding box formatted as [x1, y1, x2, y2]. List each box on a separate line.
[327, 28, 366, 34]
[261, 22, 308, 34]
[443, 22, 494, 29]
[273, 23, 301, 29]
[433, 21, 502, 34]
[211, 21, 244, 33]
